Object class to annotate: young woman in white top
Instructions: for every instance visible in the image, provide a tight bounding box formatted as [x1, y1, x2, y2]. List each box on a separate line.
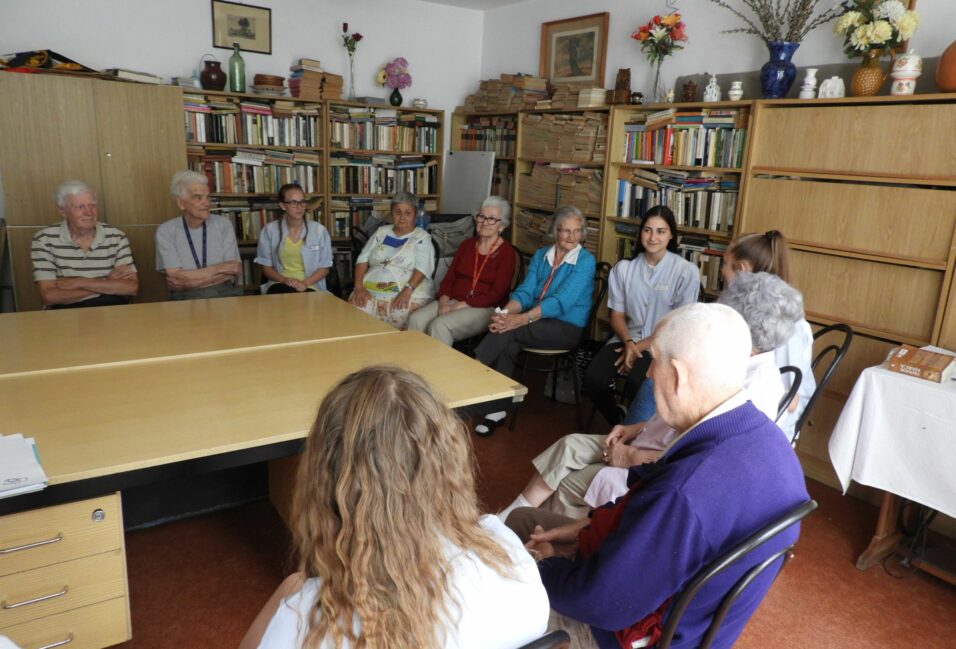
[256, 184, 333, 293]
[239, 365, 549, 649]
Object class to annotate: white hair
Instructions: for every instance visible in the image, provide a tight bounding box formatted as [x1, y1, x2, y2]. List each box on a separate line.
[718, 272, 804, 353]
[54, 180, 95, 207]
[170, 170, 209, 199]
[480, 196, 511, 228]
[551, 205, 585, 235]
[654, 303, 752, 395]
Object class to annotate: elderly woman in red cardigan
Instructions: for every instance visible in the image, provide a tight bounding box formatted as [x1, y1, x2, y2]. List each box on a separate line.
[408, 196, 516, 345]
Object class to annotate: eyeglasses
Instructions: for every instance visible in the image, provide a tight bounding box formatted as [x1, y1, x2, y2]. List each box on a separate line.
[282, 200, 308, 208]
[556, 227, 583, 237]
[475, 214, 501, 224]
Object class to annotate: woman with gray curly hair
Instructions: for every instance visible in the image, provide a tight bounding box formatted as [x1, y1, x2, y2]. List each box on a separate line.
[408, 196, 517, 346]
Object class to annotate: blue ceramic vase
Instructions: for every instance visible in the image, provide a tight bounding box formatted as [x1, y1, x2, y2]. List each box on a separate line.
[760, 41, 800, 99]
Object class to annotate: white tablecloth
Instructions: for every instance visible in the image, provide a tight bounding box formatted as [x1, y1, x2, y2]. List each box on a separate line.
[829, 365, 956, 519]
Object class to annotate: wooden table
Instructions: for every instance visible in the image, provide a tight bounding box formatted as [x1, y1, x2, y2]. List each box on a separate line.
[0, 291, 394, 376]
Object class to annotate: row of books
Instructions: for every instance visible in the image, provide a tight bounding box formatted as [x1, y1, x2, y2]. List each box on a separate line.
[623, 110, 748, 168]
[214, 197, 322, 241]
[328, 106, 440, 153]
[459, 73, 549, 113]
[455, 115, 517, 157]
[513, 208, 599, 256]
[519, 112, 608, 163]
[614, 180, 738, 232]
[329, 156, 439, 195]
[679, 236, 729, 292]
[190, 153, 322, 194]
[330, 196, 437, 239]
[491, 160, 514, 200]
[184, 95, 322, 147]
[517, 164, 603, 216]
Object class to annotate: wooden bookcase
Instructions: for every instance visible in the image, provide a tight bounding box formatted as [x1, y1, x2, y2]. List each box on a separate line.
[737, 94, 956, 485]
[512, 107, 609, 256]
[449, 110, 518, 204]
[599, 101, 753, 295]
[0, 73, 187, 310]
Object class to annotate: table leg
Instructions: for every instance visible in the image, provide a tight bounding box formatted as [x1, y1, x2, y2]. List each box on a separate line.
[856, 491, 902, 570]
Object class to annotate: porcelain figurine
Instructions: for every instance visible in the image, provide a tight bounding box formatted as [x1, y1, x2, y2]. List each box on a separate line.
[818, 76, 845, 99]
[703, 75, 721, 102]
[728, 81, 744, 101]
[799, 68, 819, 99]
[891, 50, 922, 96]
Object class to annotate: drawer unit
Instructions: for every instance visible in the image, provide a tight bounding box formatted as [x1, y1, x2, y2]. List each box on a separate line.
[2, 596, 130, 649]
[0, 494, 122, 576]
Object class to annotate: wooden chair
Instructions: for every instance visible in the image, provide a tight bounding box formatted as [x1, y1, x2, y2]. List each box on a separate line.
[657, 500, 818, 649]
[509, 262, 612, 431]
[792, 323, 853, 444]
[515, 630, 570, 649]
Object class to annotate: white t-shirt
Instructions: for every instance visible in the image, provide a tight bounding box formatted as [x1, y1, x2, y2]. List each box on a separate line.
[256, 515, 549, 649]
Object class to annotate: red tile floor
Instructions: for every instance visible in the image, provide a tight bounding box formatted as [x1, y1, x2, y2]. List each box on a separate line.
[117, 383, 956, 648]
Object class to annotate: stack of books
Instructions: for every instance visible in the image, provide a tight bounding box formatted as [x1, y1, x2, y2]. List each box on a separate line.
[0, 433, 48, 499]
[288, 58, 343, 101]
[103, 67, 162, 84]
[458, 74, 548, 112]
[543, 84, 578, 110]
[519, 112, 608, 162]
[577, 87, 608, 108]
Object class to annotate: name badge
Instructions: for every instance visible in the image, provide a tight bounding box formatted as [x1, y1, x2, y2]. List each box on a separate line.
[655, 284, 671, 292]
[308, 245, 322, 251]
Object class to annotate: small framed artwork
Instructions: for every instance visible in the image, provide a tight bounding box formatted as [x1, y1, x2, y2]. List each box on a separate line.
[211, 0, 272, 55]
[539, 12, 609, 86]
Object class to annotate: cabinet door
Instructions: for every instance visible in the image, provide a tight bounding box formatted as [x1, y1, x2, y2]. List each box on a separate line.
[93, 82, 187, 226]
[0, 74, 101, 226]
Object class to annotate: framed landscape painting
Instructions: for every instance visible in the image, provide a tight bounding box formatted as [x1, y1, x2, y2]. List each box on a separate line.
[211, 0, 272, 54]
[539, 12, 608, 86]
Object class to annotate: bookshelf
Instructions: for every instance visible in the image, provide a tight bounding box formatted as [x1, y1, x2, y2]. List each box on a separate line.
[449, 111, 518, 204]
[599, 101, 753, 296]
[737, 94, 956, 487]
[512, 107, 609, 256]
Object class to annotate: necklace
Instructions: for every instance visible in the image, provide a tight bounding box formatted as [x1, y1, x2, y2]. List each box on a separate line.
[468, 236, 502, 297]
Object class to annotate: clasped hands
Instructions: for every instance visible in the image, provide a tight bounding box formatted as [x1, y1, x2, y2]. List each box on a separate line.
[613, 338, 650, 375]
[488, 310, 525, 334]
[524, 517, 589, 560]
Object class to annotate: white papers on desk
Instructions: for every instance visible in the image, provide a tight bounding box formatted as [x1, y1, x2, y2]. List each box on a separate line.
[0, 433, 48, 499]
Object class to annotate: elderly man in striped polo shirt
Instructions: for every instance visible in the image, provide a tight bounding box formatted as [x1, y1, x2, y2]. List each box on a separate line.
[31, 181, 138, 309]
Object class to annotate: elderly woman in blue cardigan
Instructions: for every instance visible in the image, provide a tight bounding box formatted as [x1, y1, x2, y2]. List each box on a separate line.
[474, 206, 595, 434]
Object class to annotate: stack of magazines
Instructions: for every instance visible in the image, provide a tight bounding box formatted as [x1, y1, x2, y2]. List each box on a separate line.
[0, 433, 48, 499]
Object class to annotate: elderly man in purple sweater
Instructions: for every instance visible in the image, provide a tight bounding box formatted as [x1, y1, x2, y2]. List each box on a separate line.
[507, 303, 809, 649]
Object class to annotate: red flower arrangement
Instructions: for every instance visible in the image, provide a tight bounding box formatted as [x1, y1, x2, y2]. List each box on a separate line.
[632, 12, 688, 64]
[342, 22, 363, 55]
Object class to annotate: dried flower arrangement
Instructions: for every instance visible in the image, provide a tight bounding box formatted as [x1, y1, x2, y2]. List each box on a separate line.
[707, 0, 843, 43]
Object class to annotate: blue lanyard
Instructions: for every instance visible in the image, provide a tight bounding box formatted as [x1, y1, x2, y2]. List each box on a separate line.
[182, 217, 207, 269]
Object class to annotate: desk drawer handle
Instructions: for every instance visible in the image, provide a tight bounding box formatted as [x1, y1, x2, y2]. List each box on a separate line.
[1, 585, 69, 609]
[38, 634, 74, 649]
[0, 533, 63, 555]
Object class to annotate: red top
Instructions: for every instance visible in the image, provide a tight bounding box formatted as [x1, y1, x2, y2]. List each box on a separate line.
[439, 236, 517, 308]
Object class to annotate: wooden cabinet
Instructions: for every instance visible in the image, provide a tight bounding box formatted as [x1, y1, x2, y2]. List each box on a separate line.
[0, 493, 131, 648]
[0, 73, 187, 311]
[740, 95, 956, 486]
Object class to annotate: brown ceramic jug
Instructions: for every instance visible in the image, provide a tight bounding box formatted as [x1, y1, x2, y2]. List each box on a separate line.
[200, 60, 226, 91]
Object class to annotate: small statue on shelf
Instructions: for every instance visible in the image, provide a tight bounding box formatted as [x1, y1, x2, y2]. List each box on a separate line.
[680, 79, 698, 102]
[799, 68, 819, 99]
[703, 74, 721, 102]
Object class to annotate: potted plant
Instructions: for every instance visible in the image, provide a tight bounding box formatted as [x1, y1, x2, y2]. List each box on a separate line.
[834, 0, 920, 96]
[707, 0, 843, 98]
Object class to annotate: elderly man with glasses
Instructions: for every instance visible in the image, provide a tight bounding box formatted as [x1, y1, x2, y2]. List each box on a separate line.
[155, 170, 243, 301]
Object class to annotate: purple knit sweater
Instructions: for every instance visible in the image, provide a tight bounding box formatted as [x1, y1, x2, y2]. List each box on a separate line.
[538, 400, 809, 649]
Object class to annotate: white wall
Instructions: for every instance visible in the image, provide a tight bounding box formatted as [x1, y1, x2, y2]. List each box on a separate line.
[0, 0, 484, 126]
[481, 0, 956, 97]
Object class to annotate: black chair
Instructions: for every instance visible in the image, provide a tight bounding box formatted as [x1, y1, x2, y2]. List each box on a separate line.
[515, 630, 570, 649]
[657, 499, 818, 649]
[792, 323, 853, 444]
[324, 265, 343, 299]
[430, 235, 441, 279]
[776, 366, 802, 423]
[509, 261, 612, 431]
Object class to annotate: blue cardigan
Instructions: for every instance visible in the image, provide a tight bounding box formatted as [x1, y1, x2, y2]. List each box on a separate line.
[512, 246, 595, 328]
[538, 401, 809, 649]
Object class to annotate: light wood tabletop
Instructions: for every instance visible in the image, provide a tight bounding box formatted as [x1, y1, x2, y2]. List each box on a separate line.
[0, 331, 526, 486]
[0, 292, 396, 376]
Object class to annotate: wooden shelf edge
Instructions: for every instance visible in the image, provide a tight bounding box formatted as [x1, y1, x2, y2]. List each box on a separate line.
[789, 242, 948, 271]
[187, 143, 324, 152]
[805, 311, 931, 348]
[516, 157, 607, 166]
[749, 167, 956, 188]
[756, 93, 956, 107]
[329, 148, 441, 156]
[615, 162, 743, 173]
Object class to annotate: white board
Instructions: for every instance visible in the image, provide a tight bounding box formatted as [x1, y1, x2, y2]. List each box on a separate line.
[442, 151, 495, 214]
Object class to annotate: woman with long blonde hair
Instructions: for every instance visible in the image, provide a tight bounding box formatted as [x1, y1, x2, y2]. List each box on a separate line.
[240, 365, 549, 649]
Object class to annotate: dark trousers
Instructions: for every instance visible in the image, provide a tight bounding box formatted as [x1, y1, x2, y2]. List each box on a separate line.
[583, 342, 653, 426]
[48, 295, 131, 309]
[474, 319, 582, 378]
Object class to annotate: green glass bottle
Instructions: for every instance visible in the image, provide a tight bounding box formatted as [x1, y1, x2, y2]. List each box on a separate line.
[228, 42, 246, 93]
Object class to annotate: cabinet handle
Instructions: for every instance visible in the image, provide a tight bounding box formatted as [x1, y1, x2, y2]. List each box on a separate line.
[37, 634, 74, 649]
[0, 532, 63, 555]
[1, 585, 69, 609]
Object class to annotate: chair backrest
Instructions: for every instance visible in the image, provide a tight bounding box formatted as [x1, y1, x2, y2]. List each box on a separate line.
[324, 265, 343, 299]
[657, 500, 818, 649]
[794, 323, 853, 438]
[515, 630, 571, 649]
[775, 366, 802, 423]
[430, 235, 441, 278]
[578, 261, 611, 348]
[511, 249, 527, 291]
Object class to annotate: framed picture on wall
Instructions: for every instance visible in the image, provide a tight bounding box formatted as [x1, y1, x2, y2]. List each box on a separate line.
[211, 0, 272, 54]
[539, 12, 609, 86]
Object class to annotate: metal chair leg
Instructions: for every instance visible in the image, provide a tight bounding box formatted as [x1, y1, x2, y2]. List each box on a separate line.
[510, 352, 529, 431]
[569, 354, 583, 429]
